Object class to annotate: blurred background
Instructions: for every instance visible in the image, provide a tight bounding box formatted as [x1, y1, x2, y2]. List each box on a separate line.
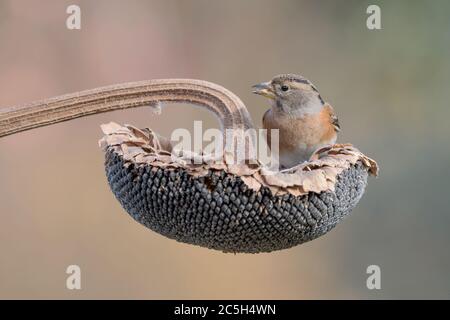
[0, 0, 449, 299]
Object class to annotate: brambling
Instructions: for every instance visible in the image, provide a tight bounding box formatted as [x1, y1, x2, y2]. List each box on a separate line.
[252, 74, 340, 169]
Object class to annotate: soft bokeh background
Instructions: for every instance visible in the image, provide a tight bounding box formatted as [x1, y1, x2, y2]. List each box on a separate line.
[0, 0, 449, 299]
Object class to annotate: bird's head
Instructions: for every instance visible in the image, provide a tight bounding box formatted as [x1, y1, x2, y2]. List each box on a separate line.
[252, 74, 324, 113]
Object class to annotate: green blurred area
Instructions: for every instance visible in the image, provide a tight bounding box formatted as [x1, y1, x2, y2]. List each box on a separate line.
[0, 0, 449, 299]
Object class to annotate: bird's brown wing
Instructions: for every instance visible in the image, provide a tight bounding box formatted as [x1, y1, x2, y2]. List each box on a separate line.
[324, 103, 341, 132]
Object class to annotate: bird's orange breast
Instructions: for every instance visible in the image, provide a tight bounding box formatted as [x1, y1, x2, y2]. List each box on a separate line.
[263, 107, 337, 152]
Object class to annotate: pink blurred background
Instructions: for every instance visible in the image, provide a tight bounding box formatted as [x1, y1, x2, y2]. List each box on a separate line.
[1, 0, 449, 299]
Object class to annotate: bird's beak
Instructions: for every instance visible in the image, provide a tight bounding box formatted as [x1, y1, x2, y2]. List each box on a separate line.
[252, 82, 275, 99]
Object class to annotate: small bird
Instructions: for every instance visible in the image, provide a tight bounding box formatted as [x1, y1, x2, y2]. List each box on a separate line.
[252, 74, 340, 169]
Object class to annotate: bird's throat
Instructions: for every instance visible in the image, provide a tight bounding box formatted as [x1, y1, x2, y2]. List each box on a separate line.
[273, 98, 323, 117]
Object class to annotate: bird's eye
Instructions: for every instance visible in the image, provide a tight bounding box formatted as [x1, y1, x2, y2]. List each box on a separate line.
[281, 85, 289, 92]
